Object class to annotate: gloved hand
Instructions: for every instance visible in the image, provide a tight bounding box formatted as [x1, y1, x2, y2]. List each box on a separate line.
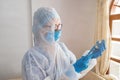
[90, 40, 106, 59]
[73, 54, 91, 73]
[73, 40, 106, 73]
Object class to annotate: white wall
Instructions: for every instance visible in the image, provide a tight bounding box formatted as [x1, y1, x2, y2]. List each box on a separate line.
[0, 0, 32, 80]
[32, 0, 97, 58]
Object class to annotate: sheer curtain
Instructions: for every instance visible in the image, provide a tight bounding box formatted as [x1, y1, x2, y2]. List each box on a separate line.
[94, 0, 113, 79]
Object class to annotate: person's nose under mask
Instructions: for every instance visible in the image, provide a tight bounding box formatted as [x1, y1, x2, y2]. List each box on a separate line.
[45, 30, 62, 43]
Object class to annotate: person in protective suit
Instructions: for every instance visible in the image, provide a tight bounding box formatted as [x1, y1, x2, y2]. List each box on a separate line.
[22, 7, 106, 80]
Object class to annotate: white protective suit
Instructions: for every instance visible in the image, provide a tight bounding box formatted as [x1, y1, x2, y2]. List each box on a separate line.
[22, 7, 97, 80]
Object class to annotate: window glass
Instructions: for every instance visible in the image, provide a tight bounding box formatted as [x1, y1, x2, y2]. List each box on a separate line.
[112, 20, 120, 38]
[110, 60, 120, 79]
[111, 41, 120, 58]
[111, 0, 120, 14]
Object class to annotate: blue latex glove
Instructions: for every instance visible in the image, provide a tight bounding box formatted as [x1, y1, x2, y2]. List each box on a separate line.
[73, 40, 106, 73]
[90, 40, 106, 59]
[73, 54, 92, 73]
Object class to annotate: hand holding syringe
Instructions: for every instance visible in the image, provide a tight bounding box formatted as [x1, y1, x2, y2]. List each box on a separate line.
[87, 40, 106, 59]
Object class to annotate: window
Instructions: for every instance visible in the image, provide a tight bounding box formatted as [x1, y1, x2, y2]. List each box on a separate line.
[109, 0, 120, 79]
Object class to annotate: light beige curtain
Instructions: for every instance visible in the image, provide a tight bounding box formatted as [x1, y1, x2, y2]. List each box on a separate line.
[94, 0, 113, 79]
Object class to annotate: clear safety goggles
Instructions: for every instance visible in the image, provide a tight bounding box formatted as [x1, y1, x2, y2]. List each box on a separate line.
[43, 24, 63, 31]
[55, 24, 63, 31]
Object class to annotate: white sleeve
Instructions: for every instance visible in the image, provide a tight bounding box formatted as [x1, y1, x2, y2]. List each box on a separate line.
[77, 50, 97, 79]
[22, 52, 48, 80]
[44, 76, 51, 80]
[59, 43, 97, 79]
[59, 43, 80, 80]
[65, 57, 97, 80]
[79, 59, 97, 79]
[58, 42, 76, 64]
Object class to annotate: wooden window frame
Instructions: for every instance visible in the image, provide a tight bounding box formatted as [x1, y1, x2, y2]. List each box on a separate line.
[109, 0, 120, 63]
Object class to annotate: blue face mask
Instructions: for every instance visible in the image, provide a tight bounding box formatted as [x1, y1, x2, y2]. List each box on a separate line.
[45, 31, 54, 43]
[54, 30, 62, 41]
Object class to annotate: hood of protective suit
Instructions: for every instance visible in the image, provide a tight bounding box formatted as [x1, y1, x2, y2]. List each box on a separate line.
[32, 7, 61, 49]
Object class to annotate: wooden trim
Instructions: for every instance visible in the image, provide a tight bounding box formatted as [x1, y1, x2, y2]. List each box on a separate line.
[108, 0, 120, 75]
[112, 37, 120, 41]
[114, 5, 120, 8]
[109, 17, 112, 34]
[109, 0, 115, 33]
[110, 0, 115, 14]
[111, 57, 120, 63]
[110, 14, 120, 20]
